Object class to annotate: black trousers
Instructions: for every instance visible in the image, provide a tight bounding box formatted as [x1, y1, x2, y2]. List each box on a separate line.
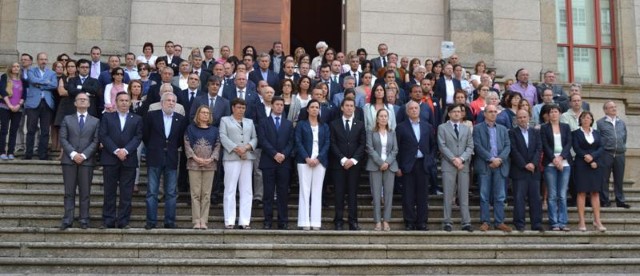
[333, 165, 361, 224]
[600, 152, 626, 204]
[512, 178, 543, 229]
[262, 166, 291, 224]
[0, 109, 22, 155]
[25, 100, 53, 159]
[402, 158, 429, 226]
[102, 164, 136, 227]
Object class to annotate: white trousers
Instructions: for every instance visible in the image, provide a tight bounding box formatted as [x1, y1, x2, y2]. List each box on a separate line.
[297, 163, 325, 227]
[223, 159, 253, 226]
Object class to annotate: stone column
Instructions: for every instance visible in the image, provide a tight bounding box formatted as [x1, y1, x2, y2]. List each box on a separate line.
[75, 0, 131, 57]
[540, 0, 558, 77]
[447, 0, 494, 67]
[0, 0, 19, 64]
[618, 0, 640, 85]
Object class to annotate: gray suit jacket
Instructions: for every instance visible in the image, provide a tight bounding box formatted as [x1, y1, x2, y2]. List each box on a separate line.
[365, 130, 399, 172]
[59, 113, 100, 166]
[437, 121, 474, 173]
[473, 122, 511, 177]
[219, 116, 258, 161]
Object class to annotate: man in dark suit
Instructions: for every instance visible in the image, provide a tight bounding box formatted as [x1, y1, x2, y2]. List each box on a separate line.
[190, 55, 211, 92]
[89, 46, 108, 79]
[298, 88, 335, 124]
[269, 41, 285, 75]
[144, 67, 183, 106]
[329, 98, 366, 231]
[509, 109, 544, 232]
[249, 53, 280, 92]
[370, 43, 388, 74]
[434, 63, 462, 110]
[189, 76, 230, 204]
[473, 104, 512, 232]
[99, 92, 143, 229]
[202, 45, 217, 74]
[59, 93, 100, 230]
[257, 96, 294, 229]
[65, 59, 101, 117]
[222, 72, 259, 121]
[190, 76, 230, 127]
[278, 60, 300, 83]
[396, 85, 435, 127]
[340, 56, 363, 86]
[158, 40, 183, 76]
[143, 92, 188, 229]
[395, 101, 436, 231]
[181, 73, 201, 122]
[316, 64, 341, 101]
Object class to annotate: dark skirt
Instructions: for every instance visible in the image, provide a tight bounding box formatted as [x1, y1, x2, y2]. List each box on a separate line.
[573, 158, 602, 193]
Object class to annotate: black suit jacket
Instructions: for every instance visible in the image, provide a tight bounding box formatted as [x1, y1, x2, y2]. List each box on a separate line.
[298, 104, 334, 124]
[159, 55, 184, 76]
[65, 76, 101, 117]
[395, 119, 436, 174]
[509, 126, 542, 180]
[189, 95, 230, 127]
[434, 76, 462, 108]
[540, 123, 573, 167]
[99, 112, 143, 167]
[142, 110, 188, 169]
[257, 115, 294, 169]
[221, 84, 260, 121]
[339, 71, 363, 86]
[194, 70, 212, 92]
[144, 82, 183, 105]
[89, 62, 108, 79]
[329, 117, 366, 170]
[201, 59, 217, 74]
[249, 69, 280, 91]
[181, 88, 201, 117]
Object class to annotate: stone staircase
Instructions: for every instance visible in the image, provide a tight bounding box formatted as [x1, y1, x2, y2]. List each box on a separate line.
[1, 159, 640, 274]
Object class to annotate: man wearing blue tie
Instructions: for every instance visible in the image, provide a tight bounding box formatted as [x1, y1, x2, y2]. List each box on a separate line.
[257, 96, 294, 229]
[24, 52, 58, 160]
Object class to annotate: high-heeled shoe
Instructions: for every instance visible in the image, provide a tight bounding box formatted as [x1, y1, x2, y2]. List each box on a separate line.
[578, 224, 587, 232]
[374, 222, 382, 231]
[593, 222, 607, 232]
[383, 221, 391, 231]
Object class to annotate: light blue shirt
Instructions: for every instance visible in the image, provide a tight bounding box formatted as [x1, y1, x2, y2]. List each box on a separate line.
[488, 123, 498, 159]
[520, 126, 529, 147]
[410, 119, 423, 158]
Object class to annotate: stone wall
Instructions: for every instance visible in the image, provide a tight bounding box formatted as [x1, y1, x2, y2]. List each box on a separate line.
[347, 0, 445, 62]
[16, 0, 78, 59]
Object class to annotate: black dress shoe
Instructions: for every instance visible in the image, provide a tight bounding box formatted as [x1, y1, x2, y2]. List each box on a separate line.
[617, 202, 631, 209]
[119, 224, 130, 229]
[278, 223, 288, 230]
[532, 227, 545, 233]
[405, 224, 415, 231]
[461, 225, 474, 232]
[443, 224, 452, 232]
[603, 202, 612, 207]
[416, 224, 428, 231]
[349, 223, 361, 231]
[334, 222, 344, 230]
[515, 226, 525, 232]
[144, 224, 156, 230]
[164, 224, 177, 229]
[263, 223, 272, 229]
[59, 223, 71, 230]
[80, 223, 89, 229]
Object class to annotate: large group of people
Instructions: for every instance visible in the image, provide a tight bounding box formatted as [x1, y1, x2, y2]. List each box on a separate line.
[0, 40, 630, 233]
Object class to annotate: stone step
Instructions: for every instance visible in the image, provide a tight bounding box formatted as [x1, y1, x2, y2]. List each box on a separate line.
[2, 241, 640, 260]
[1, 257, 638, 274]
[3, 212, 640, 231]
[2, 227, 640, 244]
[2, 198, 639, 218]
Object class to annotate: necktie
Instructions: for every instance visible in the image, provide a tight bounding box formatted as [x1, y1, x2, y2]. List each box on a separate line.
[345, 119, 350, 134]
[79, 115, 85, 130]
[194, 70, 199, 75]
[239, 90, 244, 100]
[333, 76, 337, 83]
[81, 77, 86, 84]
[190, 91, 195, 102]
[454, 123, 459, 139]
[275, 116, 280, 130]
[209, 97, 215, 110]
[382, 57, 387, 67]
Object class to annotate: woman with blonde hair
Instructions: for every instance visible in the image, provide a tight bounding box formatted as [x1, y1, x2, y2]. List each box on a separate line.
[0, 63, 26, 160]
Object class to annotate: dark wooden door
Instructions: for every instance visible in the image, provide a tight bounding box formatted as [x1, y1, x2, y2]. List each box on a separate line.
[234, 0, 291, 55]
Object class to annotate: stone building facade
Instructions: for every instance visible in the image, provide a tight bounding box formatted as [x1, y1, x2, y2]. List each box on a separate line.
[1, 0, 640, 182]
